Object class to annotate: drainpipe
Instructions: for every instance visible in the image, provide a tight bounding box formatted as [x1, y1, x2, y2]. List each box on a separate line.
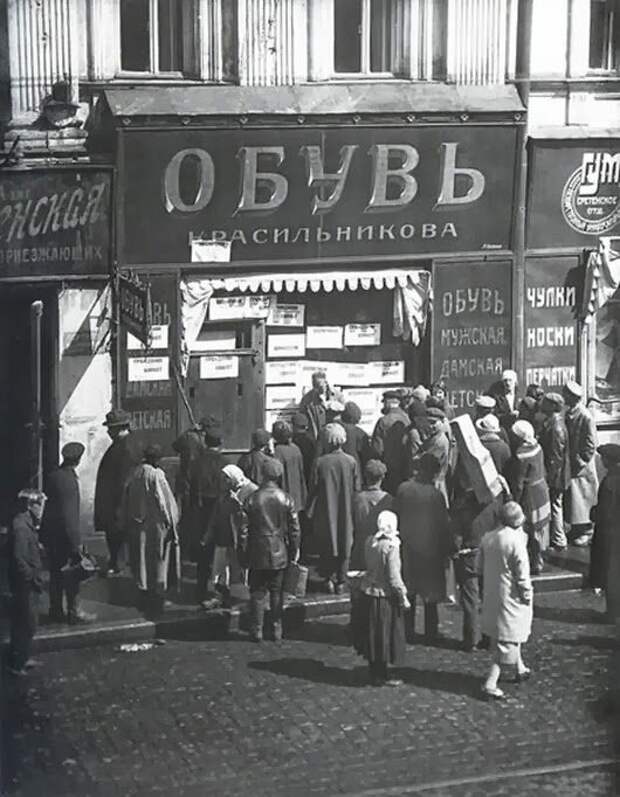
[30, 300, 44, 492]
[513, 0, 533, 386]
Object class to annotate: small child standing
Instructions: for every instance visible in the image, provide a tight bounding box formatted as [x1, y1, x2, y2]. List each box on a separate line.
[352, 510, 410, 686]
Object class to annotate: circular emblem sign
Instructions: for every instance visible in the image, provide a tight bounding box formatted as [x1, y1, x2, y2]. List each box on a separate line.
[561, 154, 620, 235]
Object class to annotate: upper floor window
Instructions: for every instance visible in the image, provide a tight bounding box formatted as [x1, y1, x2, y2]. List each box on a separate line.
[334, 0, 393, 75]
[120, 0, 195, 75]
[589, 0, 620, 71]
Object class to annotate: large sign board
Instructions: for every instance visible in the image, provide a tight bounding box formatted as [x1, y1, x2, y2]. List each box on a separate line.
[432, 260, 512, 413]
[528, 141, 620, 249]
[120, 126, 518, 264]
[524, 255, 582, 390]
[0, 168, 111, 278]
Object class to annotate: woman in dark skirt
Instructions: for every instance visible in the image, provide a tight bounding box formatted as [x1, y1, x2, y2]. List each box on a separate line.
[352, 510, 410, 686]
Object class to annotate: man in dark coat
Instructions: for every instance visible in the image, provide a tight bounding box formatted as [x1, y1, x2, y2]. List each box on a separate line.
[172, 419, 206, 558]
[563, 381, 598, 546]
[539, 393, 571, 551]
[238, 458, 301, 642]
[272, 420, 307, 514]
[299, 369, 340, 442]
[342, 401, 373, 474]
[309, 423, 361, 594]
[41, 442, 95, 624]
[371, 390, 410, 495]
[7, 489, 46, 676]
[487, 369, 519, 431]
[94, 409, 141, 575]
[292, 412, 315, 486]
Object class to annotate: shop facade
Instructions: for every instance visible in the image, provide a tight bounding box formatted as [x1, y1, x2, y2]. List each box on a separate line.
[98, 85, 524, 455]
[0, 166, 113, 528]
[526, 133, 620, 434]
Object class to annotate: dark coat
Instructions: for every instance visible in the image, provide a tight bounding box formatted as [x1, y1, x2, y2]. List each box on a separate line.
[190, 447, 225, 506]
[172, 428, 205, 499]
[371, 408, 410, 494]
[8, 511, 43, 594]
[40, 464, 81, 562]
[205, 481, 258, 549]
[478, 431, 512, 477]
[395, 479, 453, 601]
[350, 488, 393, 570]
[238, 482, 301, 570]
[274, 442, 308, 513]
[238, 449, 274, 486]
[342, 422, 372, 473]
[539, 413, 571, 493]
[293, 431, 316, 486]
[591, 465, 620, 614]
[299, 387, 339, 441]
[309, 449, 360, 558]
[94, 433, 141, 532]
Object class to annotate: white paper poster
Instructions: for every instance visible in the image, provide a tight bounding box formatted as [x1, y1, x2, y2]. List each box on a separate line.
[368, 360, 405, 384]
[192, 330, 237, 352]
[333, 362, 368, 386]
[344, 323, 381, 347]
[209, 295, 274, 320]
[199, 355, 239, 380]
[267, 303, 305, 327]
[265, 360, 299, 384]
[267, 333, 306, 358]
[306, 326, 343, 349]
[265, 385, 300, 409]
[127, 325, 169, 351]
[127, 357, 170, 382]
[265, 408, 297, 432]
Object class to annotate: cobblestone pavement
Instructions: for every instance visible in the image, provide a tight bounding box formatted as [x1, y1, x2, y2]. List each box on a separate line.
[2, 590, 618, 797]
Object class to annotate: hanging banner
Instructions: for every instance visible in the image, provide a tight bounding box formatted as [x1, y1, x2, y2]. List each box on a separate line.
[119, 273, 152, 347]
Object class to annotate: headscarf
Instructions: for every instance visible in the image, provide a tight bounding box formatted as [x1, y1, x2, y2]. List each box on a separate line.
[374, 510, 399, 541]
[324, 422, 347, 447]
[222, 464, 248, 491]
[512, 419, 536, 445]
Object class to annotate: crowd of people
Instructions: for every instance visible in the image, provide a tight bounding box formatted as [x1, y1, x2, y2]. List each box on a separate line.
[5, 368, 620, 698]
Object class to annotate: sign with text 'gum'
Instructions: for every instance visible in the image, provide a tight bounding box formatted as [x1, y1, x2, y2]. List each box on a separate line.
[120, 126, 518, 263]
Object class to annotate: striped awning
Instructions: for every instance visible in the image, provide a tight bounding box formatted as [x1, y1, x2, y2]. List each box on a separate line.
[208, 268, 428, 294]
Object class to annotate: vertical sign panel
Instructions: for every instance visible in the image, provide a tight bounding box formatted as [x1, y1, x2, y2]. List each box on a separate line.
[432, 260, 512, 413]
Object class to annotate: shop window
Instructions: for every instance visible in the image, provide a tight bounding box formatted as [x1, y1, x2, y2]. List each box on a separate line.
[589, 0, 620, 71]
[120, 0, 195, 75]
[592, 287, 620, 410]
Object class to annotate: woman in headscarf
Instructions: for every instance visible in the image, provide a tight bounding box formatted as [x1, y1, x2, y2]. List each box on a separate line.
[308, 422, 361, 594]
[123, 445, 180, 616]
[479, 501, 533, 700]
[352, 510, 410, 686]
[509, 420, 551, 575]
[200, 464, 258, 609]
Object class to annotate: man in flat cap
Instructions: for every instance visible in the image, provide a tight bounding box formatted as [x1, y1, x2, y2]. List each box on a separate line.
[590, 444, 620, 619]
[539, 393, 571, 551]
[94, 409, 141, 575]
[7, 489, 46, 676]
[40, 442, 95, 624]
[563, 381, 598, 547]
[372, 390, 410, 495]
[487, 369, 519, 431]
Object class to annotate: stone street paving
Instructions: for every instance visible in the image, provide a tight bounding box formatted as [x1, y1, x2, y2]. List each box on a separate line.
[2, 590, 618, 797]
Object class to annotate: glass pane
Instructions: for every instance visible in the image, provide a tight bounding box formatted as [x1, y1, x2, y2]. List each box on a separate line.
[120, 0, 150, 72]
[370, 0, 391, 73]
[595, 293, 620, 399]
[589, 0, 609, 69]
[158, 0, 184, 72]
[334, 0, 362, 73]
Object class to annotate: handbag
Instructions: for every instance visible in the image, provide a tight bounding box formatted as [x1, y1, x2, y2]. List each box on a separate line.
[283, 561, 309, 598]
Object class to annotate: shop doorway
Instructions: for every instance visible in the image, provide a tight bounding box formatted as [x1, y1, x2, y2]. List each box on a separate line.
[0, 286, 57, 525]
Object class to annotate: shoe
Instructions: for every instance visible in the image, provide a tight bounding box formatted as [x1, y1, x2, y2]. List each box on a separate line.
[385, 678, 403, 687]
[24, 658, 43, 669]
[573, 535, 591, 547]
[514, 668, 531, 684]
[7, 666, 28, 677]
[67, 610, 97, 625]
[271, 622, 283, 642]
[324, 579, 335, 595]
[476, 638, 490, 651]
[481, 686, 505, 701]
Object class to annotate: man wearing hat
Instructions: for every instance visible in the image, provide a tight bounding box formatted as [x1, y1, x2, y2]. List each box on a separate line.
[7, 489, 47, 676]
[94, 409, 141, 575]
[410, 406, 451, 503]
[590, 444, 620, 618]
[475, 395, 510, 445]
[563, 381, 598, 547]
[372, 390, 410, 495]
[539, 393, 571, 550]
[475, 413, 511, 476]
[40, 442, 95, 624]
[488, 369, 519, 431]
[299, 370, 342, 443]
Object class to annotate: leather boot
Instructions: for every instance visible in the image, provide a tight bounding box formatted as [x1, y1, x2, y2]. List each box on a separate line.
[249, 594, 264, 642]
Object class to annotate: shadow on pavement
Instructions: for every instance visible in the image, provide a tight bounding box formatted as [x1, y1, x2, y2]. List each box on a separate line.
[553, 635, 619, 651]
[285, 620, 352, 647]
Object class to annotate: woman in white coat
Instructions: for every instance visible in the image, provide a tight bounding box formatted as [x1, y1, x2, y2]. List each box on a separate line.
[479, 501, 533, 700]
